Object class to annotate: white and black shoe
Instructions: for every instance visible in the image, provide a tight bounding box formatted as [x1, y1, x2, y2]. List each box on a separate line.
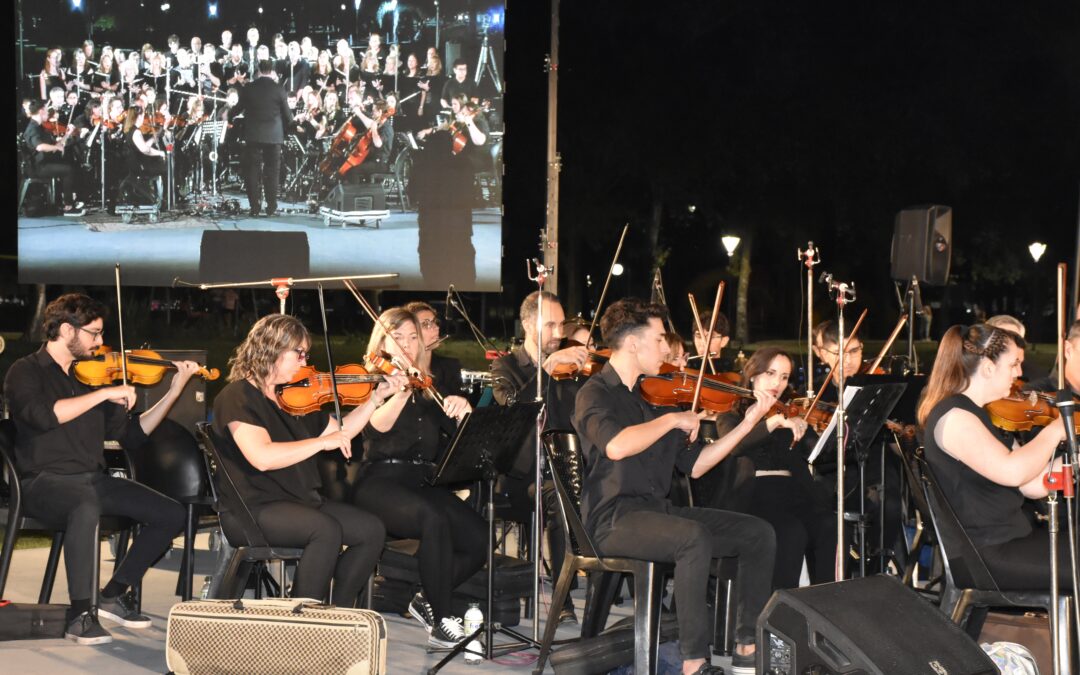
[65, 610, 113, 645]
[409, 592, 435, 632]
[428, 616, 467, 649]
[97, 591, 152, 629]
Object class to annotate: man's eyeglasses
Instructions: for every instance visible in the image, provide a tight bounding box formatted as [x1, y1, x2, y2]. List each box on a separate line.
[419, 319, 440, 330]
[821, 345, 863, 357]
[292, 347, 309, 361]
[79, 327, 104, 339]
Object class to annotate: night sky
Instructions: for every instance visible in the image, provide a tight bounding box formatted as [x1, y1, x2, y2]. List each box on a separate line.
[6, 1, 1080, 343]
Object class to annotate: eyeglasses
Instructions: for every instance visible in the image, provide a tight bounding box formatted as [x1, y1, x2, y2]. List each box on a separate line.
[292, 347, 309, 361]
[821, 345, 863, 357]
[419, 319, 440, 330]
[79, 327, 104, 339]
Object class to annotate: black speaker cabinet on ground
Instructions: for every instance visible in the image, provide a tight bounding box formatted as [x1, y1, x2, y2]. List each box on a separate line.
[890, 205, 952, 285]
[134, 349, 208, 433]
[198, 231, 310, 284]
[757, 575, 996, 675]
[323, 182, 386, 211]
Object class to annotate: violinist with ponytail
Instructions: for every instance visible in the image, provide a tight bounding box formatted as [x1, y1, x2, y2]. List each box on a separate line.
[919, 323, 1068, 590]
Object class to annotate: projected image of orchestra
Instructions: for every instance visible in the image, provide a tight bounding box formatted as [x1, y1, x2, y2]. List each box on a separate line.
[16, 0, 504, 291]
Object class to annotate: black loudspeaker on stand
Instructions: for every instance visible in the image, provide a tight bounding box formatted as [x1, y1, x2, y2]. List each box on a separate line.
[890, 205, 952, 286]
[757, 575, 996, 674]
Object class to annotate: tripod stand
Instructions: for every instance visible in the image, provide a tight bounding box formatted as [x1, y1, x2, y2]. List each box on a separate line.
[426, 402, 542, 674]
[474, 30, 503, 94]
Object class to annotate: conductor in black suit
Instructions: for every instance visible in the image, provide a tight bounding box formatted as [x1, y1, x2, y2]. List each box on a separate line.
[230, 59, 292, 217]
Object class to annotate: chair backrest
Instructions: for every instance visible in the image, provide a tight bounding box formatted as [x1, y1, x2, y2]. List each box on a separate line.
[135, 419, 211, 502]
[541, 429, 600, 559]
[194, 422, 269, 548]
[0, 420, 21, 519]
[914, 453, 1000, 592]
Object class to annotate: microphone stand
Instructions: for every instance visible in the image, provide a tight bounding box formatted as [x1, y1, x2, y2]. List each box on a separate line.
[526, 257, 549, 645]
[821, 271, 856, 581]
[798, 242, 820, 397]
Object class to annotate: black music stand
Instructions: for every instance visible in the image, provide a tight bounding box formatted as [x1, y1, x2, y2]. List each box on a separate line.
[808, 381, 908, 577]
[427, 402, 542, 674]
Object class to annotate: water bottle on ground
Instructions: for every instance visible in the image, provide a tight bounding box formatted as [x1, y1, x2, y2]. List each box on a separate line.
[463, 602, 484, 664]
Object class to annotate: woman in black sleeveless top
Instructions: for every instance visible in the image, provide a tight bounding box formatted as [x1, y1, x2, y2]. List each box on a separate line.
[918, 323, 1067, 589]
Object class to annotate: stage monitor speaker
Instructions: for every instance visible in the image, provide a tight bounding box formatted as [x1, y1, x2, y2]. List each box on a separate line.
[134, 349, 208, 433]
[757, 575, 996, 674]
[890, 205, 952, 286]
[198, 231, 309, 284]
[324, 183, 386, 212]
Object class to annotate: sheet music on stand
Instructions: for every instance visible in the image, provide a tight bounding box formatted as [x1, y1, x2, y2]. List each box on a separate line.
[431, 401, 543, 486]
[808, 382, 908, 465]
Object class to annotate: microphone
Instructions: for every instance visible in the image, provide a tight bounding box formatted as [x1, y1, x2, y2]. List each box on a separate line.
[1057, 390, 1079, 457]
[445, 284, 454, 322]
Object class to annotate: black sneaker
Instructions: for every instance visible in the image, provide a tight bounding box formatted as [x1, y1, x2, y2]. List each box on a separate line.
[558, 603, 578, 625]
[428, 617, 467, 649]
[65, 610, 113, 645]
[97, 592, 152, 629]
[409, 592, 435, 633]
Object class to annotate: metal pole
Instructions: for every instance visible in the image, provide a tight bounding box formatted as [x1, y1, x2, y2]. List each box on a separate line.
[543, 0, 561, 292]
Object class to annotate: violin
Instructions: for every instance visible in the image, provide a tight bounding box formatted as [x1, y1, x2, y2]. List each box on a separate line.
[43, 119, 69, 136]
[74, 346, 219, 387]
[550, 340, 611, 380]
[639, 367, 756, 415]
[366, 350, 434, 391]
[275, 364, 385, 415]
[985, 381, 1080, 433]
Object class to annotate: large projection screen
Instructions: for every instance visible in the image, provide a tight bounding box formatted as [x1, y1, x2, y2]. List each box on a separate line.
[16, 0, 504, 291]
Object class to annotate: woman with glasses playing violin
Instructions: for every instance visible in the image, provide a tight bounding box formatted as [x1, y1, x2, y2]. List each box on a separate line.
[210, 314, 405, 608]
[350, 307, 485, 651]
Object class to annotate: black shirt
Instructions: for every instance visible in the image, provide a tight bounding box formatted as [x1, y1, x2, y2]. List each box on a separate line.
[441, 77, 476, 106]
[923, 393, 1031, 548]
[430, 353, 464, 398]
[362, 392, 455, 465]
[23, 120, 56, 167]
[491, 347, 580, 432]
[573, 362, 702, 539]
[211, 379, 328, 507]
[4, 347, 148, 477]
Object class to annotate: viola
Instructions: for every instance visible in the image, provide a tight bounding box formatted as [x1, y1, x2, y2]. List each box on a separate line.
[74, 346, 219, 387]
[275, 364, 384, 415]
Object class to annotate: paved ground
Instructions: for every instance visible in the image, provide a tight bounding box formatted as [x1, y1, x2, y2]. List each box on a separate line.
[1, 533, 739, 674]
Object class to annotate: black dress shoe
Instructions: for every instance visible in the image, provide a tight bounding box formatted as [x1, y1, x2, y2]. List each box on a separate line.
[265, 208, 278, 218]
[248, 208, 260, 217]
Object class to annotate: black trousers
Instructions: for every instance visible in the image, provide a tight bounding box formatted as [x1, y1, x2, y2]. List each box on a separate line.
[747, 476, 836, 589]
[252, 499, 385, 607]
[34, 160, 78, 205]
[595, 503, 775, 661]
[21, 470, 186, 603]
[982, 525, 1076, 592]
[352, 464, 487, 621]
[243, 142, 281, 212]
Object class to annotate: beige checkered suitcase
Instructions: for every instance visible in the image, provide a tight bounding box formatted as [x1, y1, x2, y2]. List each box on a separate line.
[166, 598, 387, 675]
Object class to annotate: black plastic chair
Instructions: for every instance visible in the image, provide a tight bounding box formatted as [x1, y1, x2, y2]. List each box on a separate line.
[0, 419, 136, 606]
[916, 453, 1075, 673]
[194, 422, 304, 600]
[888, 444, 941, 593]
[534, 430, 674, 675]
[135, 419, 218, 600]
[17, 145, 58, 215]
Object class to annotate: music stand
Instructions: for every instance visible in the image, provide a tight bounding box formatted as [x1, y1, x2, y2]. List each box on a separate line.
[808, 381, 907, 577]
[427, 402, 542, 674]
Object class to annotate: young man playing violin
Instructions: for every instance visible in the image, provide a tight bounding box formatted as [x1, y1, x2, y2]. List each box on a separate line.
[574, 297, 776, 675]
[3, 293, 202, 645]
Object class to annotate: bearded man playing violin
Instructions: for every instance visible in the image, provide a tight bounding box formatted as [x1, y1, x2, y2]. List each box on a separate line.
[573, 297, 776, 675]
[3, 293, 202, 645]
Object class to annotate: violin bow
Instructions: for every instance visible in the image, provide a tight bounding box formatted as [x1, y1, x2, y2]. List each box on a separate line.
[687, 292, 716, 375]
[802, 308, 868, 424]
[342, 279, 445, 407]
[114, 263, 129, 386]
[865, 313, 908, 374]
[316, 283, 349, 464]
[1058, 263, 1067, 391]
[651, 267, 677, 334]
[689, 282, 725, 415]
[585, 223, 630, 345]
